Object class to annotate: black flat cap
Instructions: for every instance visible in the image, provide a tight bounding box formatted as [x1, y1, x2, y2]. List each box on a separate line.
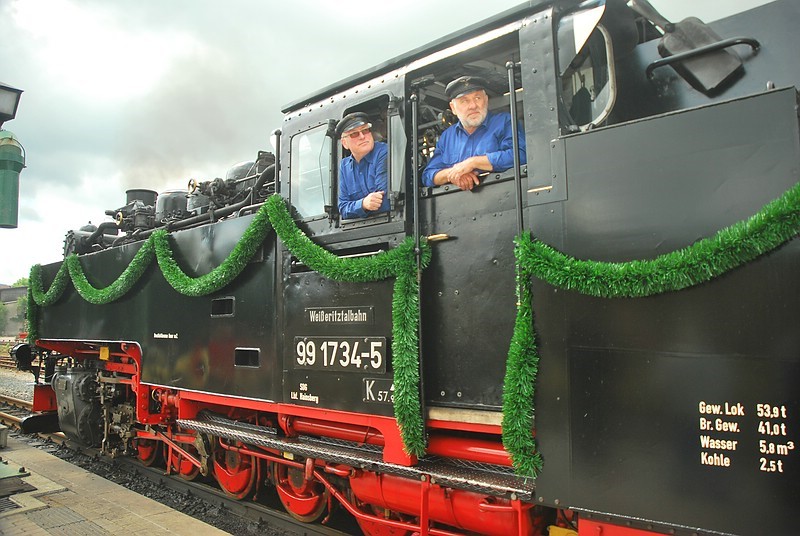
[335, 112, 371, 138]
[445, 76, 488, 100]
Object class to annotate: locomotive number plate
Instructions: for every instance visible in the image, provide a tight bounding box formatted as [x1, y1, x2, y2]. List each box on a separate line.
[293, 337, 387, 373]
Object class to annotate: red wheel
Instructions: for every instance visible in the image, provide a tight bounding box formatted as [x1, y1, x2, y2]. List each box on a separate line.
[164, 443, 200, 480]
[213, 444, 259, 499]
[272, 461, 328, 522]
[135, 438, 161, 467]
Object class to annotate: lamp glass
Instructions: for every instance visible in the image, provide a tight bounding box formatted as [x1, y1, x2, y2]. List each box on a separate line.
[0, 87, 21, 119]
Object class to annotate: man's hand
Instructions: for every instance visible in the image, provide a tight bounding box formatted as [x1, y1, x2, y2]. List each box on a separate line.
[432, 155, 492, 190]
[447, 157, 479, 182]
[450, 171, 480, 191]
[362, 191, 385, 212]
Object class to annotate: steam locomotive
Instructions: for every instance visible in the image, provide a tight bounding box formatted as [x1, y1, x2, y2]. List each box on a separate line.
[20, 1, 800, 534]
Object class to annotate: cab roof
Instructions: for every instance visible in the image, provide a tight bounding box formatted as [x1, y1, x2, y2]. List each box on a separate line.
[280, 0, 556, 113]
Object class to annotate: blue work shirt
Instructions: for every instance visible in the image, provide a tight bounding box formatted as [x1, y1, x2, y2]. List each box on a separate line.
[421, 112, 526, 187]
[338, 142, 390, 219]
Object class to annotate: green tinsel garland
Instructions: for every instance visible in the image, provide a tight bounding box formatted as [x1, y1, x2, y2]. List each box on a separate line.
[26, 288, 39, 346]
[389, 253, 427, 456]
[265, 195, 427, 282]
[25, 204, 274, 341]
[503, 181, 800, 476]
[67, 240, 155, 305]
[501, 258, 543, 477]
[154, 203, 273, 296]
[519, 181, 800, 298]
[265, 195, 431, 457]
[30, 262, 69, 306]
[28, 262, 70, 345]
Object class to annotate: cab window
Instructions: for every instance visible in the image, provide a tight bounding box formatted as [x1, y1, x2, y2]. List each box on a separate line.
[556, 2, 617, 131]
[559, 25, 616, 130]
[337, 95, 405, 227]
[408, 30, 526, 187]
[290, 124, 332, 219]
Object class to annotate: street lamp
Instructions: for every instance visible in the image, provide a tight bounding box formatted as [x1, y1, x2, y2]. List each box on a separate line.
[0, 82, 25, 229]
[0, 82, 23, 129]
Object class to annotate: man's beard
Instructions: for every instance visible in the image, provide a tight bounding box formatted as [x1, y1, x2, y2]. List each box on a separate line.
[461, 109, 487, 130]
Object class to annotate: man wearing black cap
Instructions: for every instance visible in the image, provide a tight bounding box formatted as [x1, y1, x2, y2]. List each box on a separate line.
[336, 112, 390, 219]
[422, 75, 526, 191]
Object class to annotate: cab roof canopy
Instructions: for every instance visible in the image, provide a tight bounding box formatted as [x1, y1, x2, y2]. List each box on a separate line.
[280, 0, 560, 113]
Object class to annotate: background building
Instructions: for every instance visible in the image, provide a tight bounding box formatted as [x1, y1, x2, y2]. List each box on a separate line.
[0, 284, 27, 339]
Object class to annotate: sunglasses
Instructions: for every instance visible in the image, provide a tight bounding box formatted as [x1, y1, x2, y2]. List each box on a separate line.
[343, 125, 372, 139]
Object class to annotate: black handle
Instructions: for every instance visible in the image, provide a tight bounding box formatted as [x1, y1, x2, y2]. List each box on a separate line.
[646, 37, 761, 79]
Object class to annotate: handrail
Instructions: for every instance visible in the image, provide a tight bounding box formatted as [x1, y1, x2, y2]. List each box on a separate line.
[646, 36, 761, 79]
[506, 60, 524, 236]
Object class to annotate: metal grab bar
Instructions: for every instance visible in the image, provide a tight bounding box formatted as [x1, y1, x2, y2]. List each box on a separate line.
[646, 37, 761, 79]
[506, 61, 524, 235]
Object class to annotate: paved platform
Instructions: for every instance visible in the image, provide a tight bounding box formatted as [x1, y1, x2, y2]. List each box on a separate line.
[0, 435, 228, 535]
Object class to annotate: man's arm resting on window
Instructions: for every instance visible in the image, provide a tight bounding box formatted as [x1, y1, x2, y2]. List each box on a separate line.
[431, 155, 492, 186]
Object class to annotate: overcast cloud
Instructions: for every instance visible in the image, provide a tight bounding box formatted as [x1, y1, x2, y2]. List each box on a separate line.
[0, 0, 774, 284]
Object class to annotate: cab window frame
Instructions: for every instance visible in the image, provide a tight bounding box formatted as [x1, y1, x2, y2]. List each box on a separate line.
[409, 30, 527, 198]
[289, 123, 333, 221]
[337, 94, 406, 229]
[556, 4, 617, 132]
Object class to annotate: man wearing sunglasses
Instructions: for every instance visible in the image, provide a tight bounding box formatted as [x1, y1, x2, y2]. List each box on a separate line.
[422, 75, 526, 191]
[336, 112, 390, 219]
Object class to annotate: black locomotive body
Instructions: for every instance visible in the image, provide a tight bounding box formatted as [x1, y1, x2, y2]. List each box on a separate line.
[25, 1, 800, 535]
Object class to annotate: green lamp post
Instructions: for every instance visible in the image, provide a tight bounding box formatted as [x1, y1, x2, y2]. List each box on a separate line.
[0, 82, 25, 229]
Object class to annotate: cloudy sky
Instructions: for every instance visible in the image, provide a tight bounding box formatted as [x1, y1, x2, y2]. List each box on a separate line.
[0, 0, 774, 285]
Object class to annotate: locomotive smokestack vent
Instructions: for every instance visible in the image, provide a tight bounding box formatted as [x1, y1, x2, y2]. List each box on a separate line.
[126, 188, 157, 206]
[155, 189, 189, 223]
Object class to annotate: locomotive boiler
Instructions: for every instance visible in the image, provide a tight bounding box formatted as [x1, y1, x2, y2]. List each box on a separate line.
[21, 1, 800, 534]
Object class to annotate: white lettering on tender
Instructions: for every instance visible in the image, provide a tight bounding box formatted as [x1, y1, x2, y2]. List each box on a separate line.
[308, 309, 368, 323]
[153, 332, 179, 339]
[715, 419, 740, 432]
[700, 435, 738, 450]
[725, 402, 745, 416]
[299, 392, 320, 404]
[699, 401, 722, 415]
[701, 452, 731, 467]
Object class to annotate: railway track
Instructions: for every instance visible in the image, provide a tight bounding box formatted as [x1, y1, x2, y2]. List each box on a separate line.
[0, 393, 33, 426]
[0, 354, 16, 370]
[0, 393, 357, 536]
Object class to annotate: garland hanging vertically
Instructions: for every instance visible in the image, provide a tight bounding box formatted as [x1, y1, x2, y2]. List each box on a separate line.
[502, 181, 800, 476]
[389, 259, 426, 457]
[266, 194, 431, 457]
[26, 288, 40, 346]
[501, 254, 543, 477]
[28, 261, 70, 345]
